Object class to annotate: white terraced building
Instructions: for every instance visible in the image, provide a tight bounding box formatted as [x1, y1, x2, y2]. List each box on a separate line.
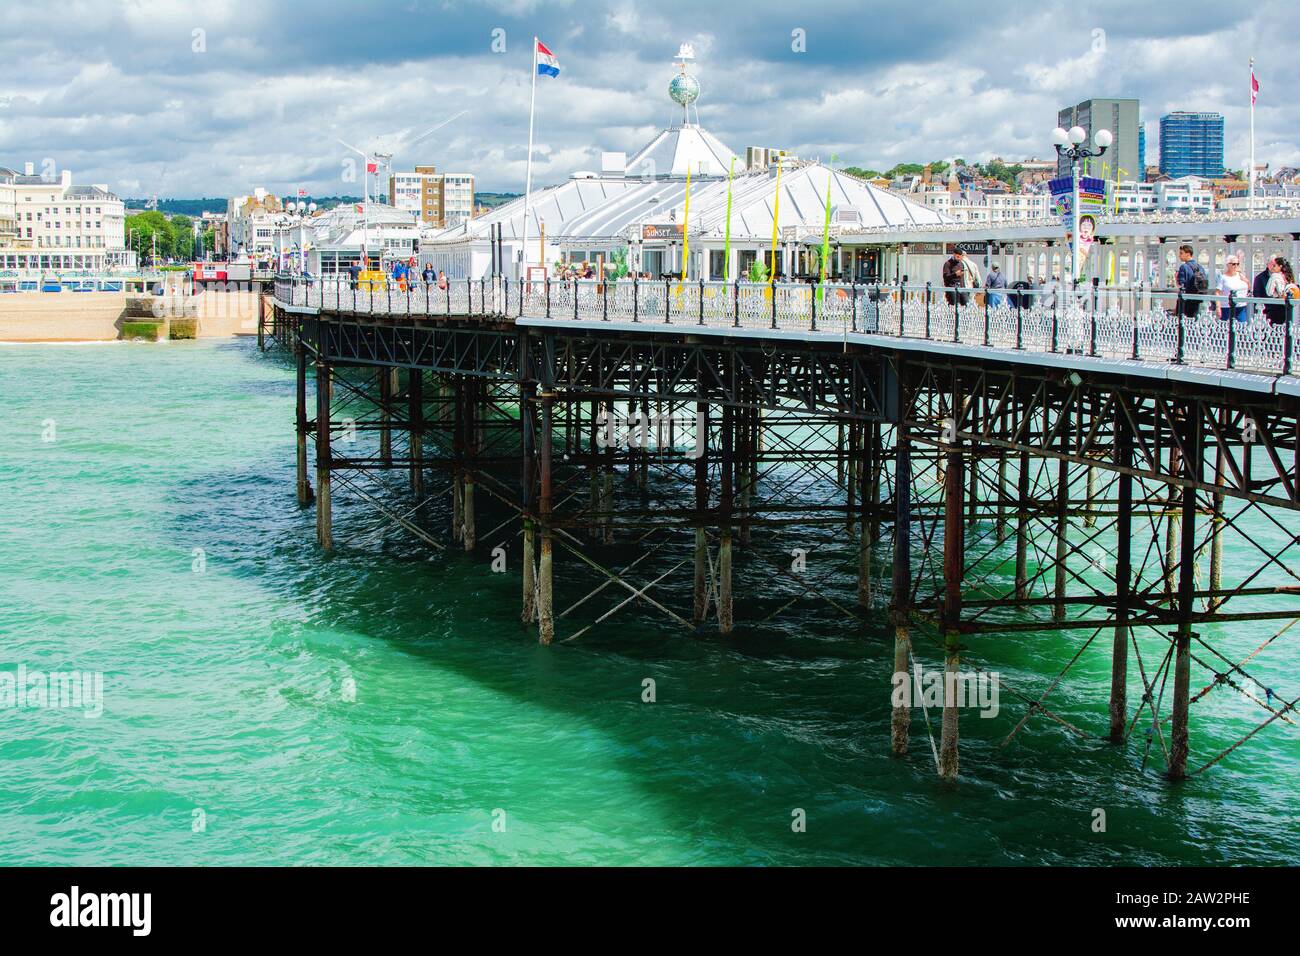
[419, 51, 950, 282]
[0, 163, 133, 272]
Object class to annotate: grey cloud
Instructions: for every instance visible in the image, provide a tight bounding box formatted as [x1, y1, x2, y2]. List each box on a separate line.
[0, 0, 1295, 198]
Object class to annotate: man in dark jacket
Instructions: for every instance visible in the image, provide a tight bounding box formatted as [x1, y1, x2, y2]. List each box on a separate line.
[1175, 244, 1206, 317]
[942, 250, 969, 306]
[1253, 254, 1284, 323]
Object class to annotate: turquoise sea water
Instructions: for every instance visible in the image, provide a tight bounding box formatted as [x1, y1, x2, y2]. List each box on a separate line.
[0, 337, 1296, 865]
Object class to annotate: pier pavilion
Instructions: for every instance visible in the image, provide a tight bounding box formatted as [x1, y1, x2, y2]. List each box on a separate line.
[418, 49, 949, 282]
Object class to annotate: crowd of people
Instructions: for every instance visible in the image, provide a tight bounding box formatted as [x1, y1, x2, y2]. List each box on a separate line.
[939, 245, 1300, 323]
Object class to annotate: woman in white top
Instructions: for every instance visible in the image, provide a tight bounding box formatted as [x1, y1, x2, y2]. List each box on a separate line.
[1216, 255, 1249, 322]
[1266, 257, 1296, 305]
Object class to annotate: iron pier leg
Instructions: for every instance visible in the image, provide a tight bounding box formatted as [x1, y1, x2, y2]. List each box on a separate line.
[295, 338, 313, 505]
[521, 380, 537, 624]
[1110, 409, 1133, 742]
[538, 392, 555, 644]
[379, 366, 394, 465]
[693, 390, 710, 627]
[939, 418, 965, 782]
[1014, 451, 1030, 599]
[314, 353, 333, 551]
[891, 421, 913, 757]
[719, 398, 734, 634]
[408, 368, 424, 499]
[1169, 403, 1200, 781]
[463, 378, 477, 552]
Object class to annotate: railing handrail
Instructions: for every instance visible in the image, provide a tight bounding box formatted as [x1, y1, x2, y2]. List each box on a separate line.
[272, 275, 1300, 380]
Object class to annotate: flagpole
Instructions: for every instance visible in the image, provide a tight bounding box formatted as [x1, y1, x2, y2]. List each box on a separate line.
[1249, 57, 1256, 213]
[522, 37, 539, 280]
[723, 157, 735, 282]
[768, 156, 782, 291]
[818, 158, 834, 306]
[679, 163, 692, 292]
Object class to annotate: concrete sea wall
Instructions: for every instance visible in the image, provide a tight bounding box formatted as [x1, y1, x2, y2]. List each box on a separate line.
[0, 290, 267, 342]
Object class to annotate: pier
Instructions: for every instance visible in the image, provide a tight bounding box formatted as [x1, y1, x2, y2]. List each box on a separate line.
[267, 275, 1300, 783]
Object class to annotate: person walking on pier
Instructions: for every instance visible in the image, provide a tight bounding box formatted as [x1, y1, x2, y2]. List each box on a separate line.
[422, 263, 434, 286]
[1216, 255, 1250, 322]
[1175, 244, 1207, 317]
[1255, 254, 1287, 324]
[1266, 258, 1298, 320]
[437, 270, 448, 291]
[942, 249, 970, 306]
[986, 263, 1007, 308]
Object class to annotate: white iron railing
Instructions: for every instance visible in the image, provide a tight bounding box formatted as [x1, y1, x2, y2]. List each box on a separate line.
[273, 275, 1300, 378]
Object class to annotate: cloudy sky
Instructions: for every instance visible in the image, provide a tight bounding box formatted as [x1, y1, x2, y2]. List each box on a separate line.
[1, 0, 1293, 199]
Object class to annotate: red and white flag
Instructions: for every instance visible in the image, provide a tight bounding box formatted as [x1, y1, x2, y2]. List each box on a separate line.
[366, 160, 377, 174]
[1251, 67, 1259, 104]
[355, 203, 364, 214]
[535, 39, 560, 77]
[297, 187, 307, 197]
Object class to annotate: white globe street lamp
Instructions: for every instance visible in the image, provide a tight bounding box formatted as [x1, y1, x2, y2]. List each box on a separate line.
[1052, 126, 1112, 286]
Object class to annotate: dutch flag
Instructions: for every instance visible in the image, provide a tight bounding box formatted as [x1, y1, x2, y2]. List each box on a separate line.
[536, 39, 560, 78]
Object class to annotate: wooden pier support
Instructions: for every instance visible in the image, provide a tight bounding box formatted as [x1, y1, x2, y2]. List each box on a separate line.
[314, 352, 332, 551]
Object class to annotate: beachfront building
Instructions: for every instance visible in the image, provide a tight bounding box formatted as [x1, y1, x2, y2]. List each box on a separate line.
[0, 162, 133, 272]
[917, 188, 1049, 224]
[272, 200, 421, 274]
[0, 167, 16, 244]
[227, 188, 284, 261]
[1112, 177, 1215, 216]
[419, 47, 949, 282]
[389, 166, 476, 228]
[1219, 184, 1300, 214]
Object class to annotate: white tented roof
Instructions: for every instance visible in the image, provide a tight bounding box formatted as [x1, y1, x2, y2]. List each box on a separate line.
[423, 129, 953, 247]
[623, 124, 736, 179]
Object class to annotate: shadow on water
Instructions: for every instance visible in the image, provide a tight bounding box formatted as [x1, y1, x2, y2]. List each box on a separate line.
[154, 338, 1300, 865]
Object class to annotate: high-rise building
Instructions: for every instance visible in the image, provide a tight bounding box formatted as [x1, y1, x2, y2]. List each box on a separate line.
[1159, 111, 1225, 178]
[1056, 98, 1140, 181]
[389, 165, 475, 228]
[1138, 124, 1146, 173]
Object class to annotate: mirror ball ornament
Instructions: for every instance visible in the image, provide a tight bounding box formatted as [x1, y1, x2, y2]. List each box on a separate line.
[669, 72, 701, 106]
